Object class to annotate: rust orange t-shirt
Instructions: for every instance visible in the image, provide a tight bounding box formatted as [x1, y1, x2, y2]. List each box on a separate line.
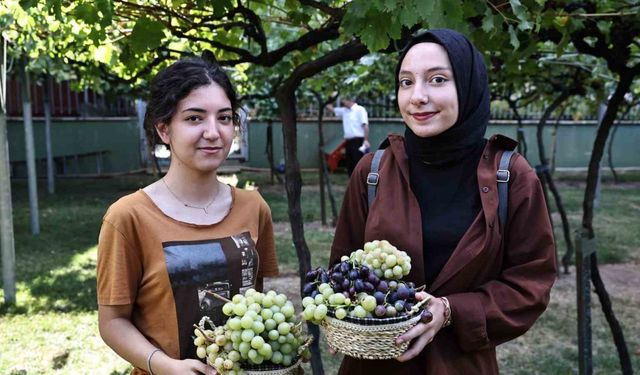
[97, 187, 278, 372]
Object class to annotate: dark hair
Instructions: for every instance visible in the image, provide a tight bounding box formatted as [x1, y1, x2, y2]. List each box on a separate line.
[144, 57, 239, 149]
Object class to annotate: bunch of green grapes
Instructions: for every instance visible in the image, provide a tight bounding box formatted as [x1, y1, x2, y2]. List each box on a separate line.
[352, 240, 412, 279]
[194, 289, 311, 375]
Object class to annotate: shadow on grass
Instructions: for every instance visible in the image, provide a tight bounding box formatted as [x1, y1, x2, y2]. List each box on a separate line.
[1, 176, 154, 315]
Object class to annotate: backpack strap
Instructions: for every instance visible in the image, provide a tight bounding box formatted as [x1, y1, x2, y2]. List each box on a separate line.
[497, 150, 515, 233]
[367, 149, 385, 208]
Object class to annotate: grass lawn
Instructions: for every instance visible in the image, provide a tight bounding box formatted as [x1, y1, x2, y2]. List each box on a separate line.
[0, 171, 638, 374]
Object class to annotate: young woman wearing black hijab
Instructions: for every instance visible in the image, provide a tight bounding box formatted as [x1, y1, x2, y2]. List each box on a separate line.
[329, 29, 557, 374]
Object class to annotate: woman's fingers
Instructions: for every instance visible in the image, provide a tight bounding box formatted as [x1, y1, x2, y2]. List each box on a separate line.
[395, 322, 428, 345]
[396, 330, 432, 362]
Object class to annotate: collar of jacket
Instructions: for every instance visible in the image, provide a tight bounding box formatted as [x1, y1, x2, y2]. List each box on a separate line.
[381, 134, 518, 292]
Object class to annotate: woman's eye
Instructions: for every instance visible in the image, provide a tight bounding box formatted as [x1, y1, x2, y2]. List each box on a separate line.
[430, 76, 448, 84]
[219, 114, 233, 124]
[399, 78, 413, 87]
[186, 115, 202, 122]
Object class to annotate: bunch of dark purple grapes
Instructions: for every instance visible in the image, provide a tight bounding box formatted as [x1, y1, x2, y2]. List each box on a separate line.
[302, 260, 419, 319]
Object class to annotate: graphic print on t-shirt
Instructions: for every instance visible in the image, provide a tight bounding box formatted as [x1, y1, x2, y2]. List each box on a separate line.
[162, 232, 258, 359]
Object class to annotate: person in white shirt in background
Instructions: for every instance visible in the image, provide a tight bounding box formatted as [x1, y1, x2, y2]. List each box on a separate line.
[327, 98, 370, 176]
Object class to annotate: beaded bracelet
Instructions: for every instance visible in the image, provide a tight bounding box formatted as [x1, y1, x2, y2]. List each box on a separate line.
[440, 297, 452, 328]
[147, 348, 162, 375]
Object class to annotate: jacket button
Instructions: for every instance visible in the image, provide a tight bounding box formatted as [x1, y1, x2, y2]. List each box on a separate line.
[482, 186, 490, 193]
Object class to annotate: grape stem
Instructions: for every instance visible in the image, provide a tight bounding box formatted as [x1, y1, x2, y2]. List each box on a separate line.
[205, 290, 232, 303]
[416, 284, 426, 292]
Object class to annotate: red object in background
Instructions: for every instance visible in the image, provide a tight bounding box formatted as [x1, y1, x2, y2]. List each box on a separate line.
[325, 140, 346, 172]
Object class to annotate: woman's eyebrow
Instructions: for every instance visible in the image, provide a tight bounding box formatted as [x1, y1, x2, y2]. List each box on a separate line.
[181, 107, 207, 113]
[399, 66, 452, 75]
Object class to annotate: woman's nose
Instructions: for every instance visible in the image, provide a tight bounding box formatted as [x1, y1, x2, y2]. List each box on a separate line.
[203, 119, 220, 139]
[410, 83, 429, 105]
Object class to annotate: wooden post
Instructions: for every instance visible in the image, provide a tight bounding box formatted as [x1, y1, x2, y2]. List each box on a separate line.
[0, 33, 17, 304]
[576, 229, 595, 375]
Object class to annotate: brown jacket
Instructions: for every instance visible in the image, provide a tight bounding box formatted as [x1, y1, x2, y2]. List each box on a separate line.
[330, 134, 557, 374]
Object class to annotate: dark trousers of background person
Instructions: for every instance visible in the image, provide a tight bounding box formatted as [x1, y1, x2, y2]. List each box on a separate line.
[345, 137, 365, 177]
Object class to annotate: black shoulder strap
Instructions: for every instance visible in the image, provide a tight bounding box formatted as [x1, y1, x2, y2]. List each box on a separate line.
[367, 149, 385, 208]
[497, 150, 515, 233]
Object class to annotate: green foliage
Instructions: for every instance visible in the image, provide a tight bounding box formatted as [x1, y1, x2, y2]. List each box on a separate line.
[129, 17, 166, 53]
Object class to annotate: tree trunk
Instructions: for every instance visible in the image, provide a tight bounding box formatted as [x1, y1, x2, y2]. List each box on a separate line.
[43, 75, 54, 194]
[582, 73, 634, 375]
[275, 88, 323, 375]
[507, 99, 528, 159]
[536, 91, 572, 273]
[0, 35, 16, 305]
[606, 101, 635, 185]
[20, 57, 40, 234]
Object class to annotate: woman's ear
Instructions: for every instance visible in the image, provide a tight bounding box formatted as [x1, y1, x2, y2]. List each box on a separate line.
[156, 122, 170, 144]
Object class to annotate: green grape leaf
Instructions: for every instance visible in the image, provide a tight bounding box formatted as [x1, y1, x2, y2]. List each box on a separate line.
[19, 0, 38, 11]
[95, 0, 113, 27]
[508, 25, 520, 50]
[130, 17, 166, 53]
[73, 3, 100, 24]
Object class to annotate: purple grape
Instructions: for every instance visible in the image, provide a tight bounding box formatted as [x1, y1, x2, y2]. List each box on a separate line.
[377, 281, 388, 293]
[388, 281, 398, 290]
[354, 279, 364, 293]
[320, 271, 329, 284]
[387, 291, 397, 304]
[348, 269, 359, 280]
[305, 270, 318, 282]
[333, 283, 343, 293]
[359, 266, 370, 278]
[373, 291, 385, 305]
[302, 283, 315, 296]
[332, 263, 342, 273]
[394, 300, 405, 312]
[331, 272, 344, 284]
[310, 290, 319, 298]
[420, 310, 433, 324]
[396, 285, 410, 300]
[340, 262, 350, 274]
[367, 273, 380, 286]
[406, 282, 415, 289]
[374, 305, 387, 317]
[405, 302, 414, 312]
[363, 281, 375, 293]
[348, 286, 356, 296]
[341, 279, 350, 291]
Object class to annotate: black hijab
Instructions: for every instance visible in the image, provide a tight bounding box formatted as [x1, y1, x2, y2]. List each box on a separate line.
[397, 28, 490, 165]
[396, 29, 490, 287]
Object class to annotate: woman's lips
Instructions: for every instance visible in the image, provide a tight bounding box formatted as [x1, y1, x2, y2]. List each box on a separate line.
[198, 146, 223, 154]
[412, 111, 438, 121]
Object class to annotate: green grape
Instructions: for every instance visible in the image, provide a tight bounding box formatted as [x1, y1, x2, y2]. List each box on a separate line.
[335, 307, 347, 320]
[196, 346, 207, 359]
[353, 305, 367, 318]
[302, 296, 315, 308]
[251, 335, 265, 349]
[268, 329, 280, 341]
[264, 318, 277, 331]
[233, 303, 247, 317]
[271, 351, 284, 364]
[241, 329, 255, 342]
[361, 295, 377, 312]
[273, 312, 286, 324]
[277, 322, 291, 335]
[222, 302, 235, 316]
[252, 320, 265, 334]
[240, 315, 254, 329]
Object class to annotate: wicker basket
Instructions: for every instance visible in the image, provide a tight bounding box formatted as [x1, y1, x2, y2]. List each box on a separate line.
[242, 358, 303, 375]
[321, 310, 422, 360]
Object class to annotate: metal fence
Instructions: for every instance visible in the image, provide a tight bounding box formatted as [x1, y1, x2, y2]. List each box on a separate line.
[6, 78, 136, 118]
